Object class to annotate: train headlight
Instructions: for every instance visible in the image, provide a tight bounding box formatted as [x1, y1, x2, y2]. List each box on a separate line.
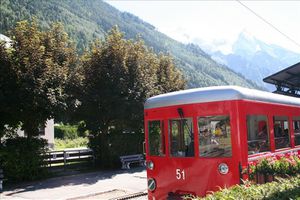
[218, 163, 229, 175]
[148, 178, 156, 192]
[147, 160, 154, 170]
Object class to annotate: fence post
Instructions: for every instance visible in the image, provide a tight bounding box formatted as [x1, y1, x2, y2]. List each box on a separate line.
[49, 152, 51, 167]
[0, 168, 3, 193]
[64, 151, 67, 170]
[92, 149, 95, 166]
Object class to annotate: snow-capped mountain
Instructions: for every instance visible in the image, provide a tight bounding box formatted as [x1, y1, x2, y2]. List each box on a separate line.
[209, 32, 300, 90]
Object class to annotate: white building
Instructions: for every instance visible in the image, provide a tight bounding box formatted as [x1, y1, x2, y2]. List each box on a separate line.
[17, 119, 55, 149]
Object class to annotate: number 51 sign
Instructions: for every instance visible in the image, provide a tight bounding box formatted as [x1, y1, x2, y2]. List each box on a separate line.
[176, 169, 185, 180]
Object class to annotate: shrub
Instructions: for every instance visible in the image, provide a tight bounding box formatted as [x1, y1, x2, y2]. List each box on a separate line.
[190, 175, 300, 200]
[54, 124, 78, 139]
[88, 131, 144, 168]
[54, 137, 88, 150]
[77, 121, 89, 138]
[0, 136, 48, 182]
[249, 153, 300, 177]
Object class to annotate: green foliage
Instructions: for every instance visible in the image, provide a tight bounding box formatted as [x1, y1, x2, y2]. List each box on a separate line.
[54, 137, 88, 150]
[54, 124, 78, 139]
[77, 121, 89, 137]
[54, 121, 89, 140]
[80, 27, 185, 167]
[0, 41, 20, 137]
[88, 131, 144, 168]
[191, 176, 300, 200]
[0, 0, 262, 89]
[249, 154, 300, 177]
[0, 19, 80, 136]
[0, 137, 48, 182]
[79, 27, 185, 134]
[156, 54, 186, 93]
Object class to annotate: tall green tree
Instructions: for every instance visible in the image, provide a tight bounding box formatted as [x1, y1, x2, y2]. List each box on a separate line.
[79, 27, 186, 135]
[79, 27, 185, 164]
[0, 19, 79, 137]
[157, 54, 186, 93]
[0, 42, 20, 138]
[79, 28, 128, 135]
[122, 38, 159, 131]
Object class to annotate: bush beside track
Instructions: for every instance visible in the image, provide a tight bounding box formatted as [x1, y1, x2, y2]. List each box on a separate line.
[188, 175, 300, 200]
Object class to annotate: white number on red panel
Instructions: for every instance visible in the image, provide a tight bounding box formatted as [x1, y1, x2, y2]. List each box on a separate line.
[176, 169, 185, 180]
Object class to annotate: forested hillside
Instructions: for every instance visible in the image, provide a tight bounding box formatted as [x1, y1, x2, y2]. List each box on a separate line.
[0, 0, 261, 89]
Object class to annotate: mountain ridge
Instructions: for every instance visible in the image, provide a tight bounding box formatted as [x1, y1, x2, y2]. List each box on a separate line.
[207, 32, 300, 90]
[0, 0, 261, 89]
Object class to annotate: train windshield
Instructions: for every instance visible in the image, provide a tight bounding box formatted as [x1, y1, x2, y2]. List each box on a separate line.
[148, 120, 165, 156]
[169, 118, 194, 157]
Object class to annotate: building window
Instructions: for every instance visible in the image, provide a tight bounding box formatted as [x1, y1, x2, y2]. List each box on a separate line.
[293, 117, 300, 146]
[274, 116, 290, 149]
[148, 120, 165, 156]
[169, 118, 194, 157]
[198, 116, 232, 157]
[247, 115, 270, 155]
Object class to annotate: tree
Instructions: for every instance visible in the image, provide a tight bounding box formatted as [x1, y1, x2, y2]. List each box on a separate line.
[121, 38, 159, 131]
[79, 27, 173, 134]
[0, 19, 79, 137]
[79, 28, 128, 135]
[156, 54, 186, 93]
[78, 27, 186, 165]
[0, 42, 20, 138]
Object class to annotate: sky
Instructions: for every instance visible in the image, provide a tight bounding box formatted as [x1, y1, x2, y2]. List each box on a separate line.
[107, 1, 300, 54]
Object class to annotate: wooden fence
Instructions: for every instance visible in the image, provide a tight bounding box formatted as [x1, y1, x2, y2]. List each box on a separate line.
[44, 148, 94, 169]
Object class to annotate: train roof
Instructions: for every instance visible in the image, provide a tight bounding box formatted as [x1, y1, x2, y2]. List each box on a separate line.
[144, 86, 300, 109]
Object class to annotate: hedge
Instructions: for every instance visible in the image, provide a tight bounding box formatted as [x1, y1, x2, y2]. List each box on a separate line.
[54, 124, 78, 139]
[248, 152, 300, 178]
[188, 153, 300, 200]
[54, 137, 88, 150]
[189, 175, 300, 200]
[54, 122, 88, 139]
[0, 137, 49, 182]
[88, 131, 144, 168]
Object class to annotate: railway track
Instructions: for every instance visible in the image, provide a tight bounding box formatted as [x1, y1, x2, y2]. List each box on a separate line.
[110, 191, 148, 200]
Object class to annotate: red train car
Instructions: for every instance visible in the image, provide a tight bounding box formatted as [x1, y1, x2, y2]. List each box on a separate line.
[144, 86, 300, 199]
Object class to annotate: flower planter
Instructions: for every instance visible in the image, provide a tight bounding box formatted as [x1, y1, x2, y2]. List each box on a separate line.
[267, 174, 274, 182]
[255, 173, 266, 184]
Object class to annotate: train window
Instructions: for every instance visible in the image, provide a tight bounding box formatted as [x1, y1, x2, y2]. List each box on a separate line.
[247, 115, 270, 155]
[273, 116, 290, 149]
[198, 116, 232, 157]
[169, 118, 194, 157]
[293, 117, 300, 146]
[148, 120, 165, 156]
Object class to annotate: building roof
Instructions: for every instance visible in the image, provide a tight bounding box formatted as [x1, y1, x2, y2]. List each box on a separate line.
[144, 86, 300, 109]
[263, 62, 300, 97]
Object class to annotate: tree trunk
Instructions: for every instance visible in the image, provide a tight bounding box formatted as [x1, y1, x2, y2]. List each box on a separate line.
[99, 122, 112, 167]
[22, 122, 39, 138]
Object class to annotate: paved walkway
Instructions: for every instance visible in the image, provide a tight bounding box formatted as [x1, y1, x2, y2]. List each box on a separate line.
[0, 167, 147, 200]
